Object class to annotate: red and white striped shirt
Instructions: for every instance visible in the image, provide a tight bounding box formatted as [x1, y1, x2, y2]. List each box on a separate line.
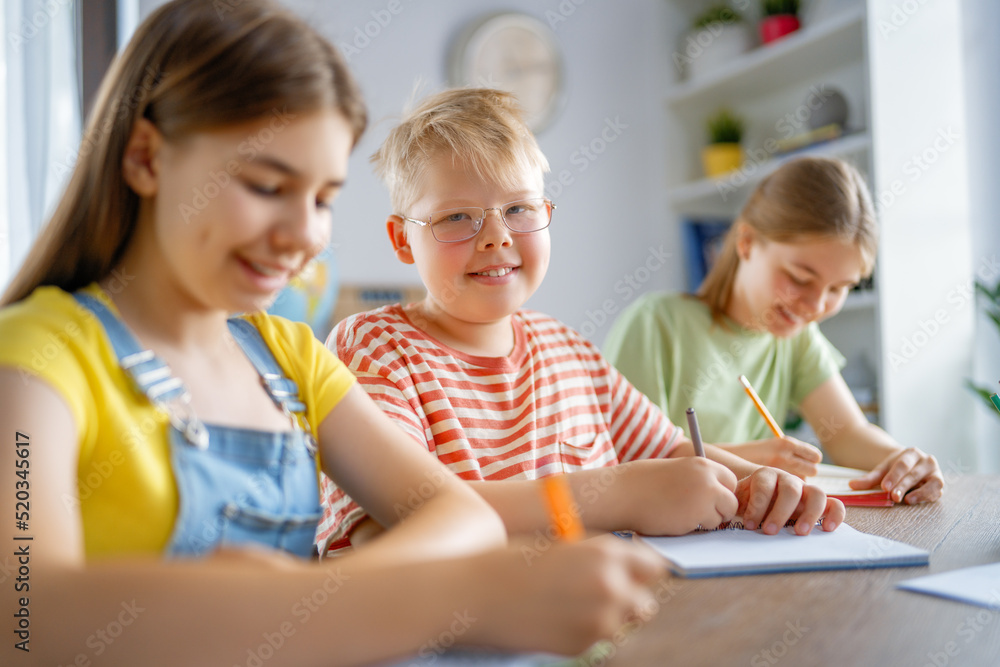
[316, 305, 679, 552]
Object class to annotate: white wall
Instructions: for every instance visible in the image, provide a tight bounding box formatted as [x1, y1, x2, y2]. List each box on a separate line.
[136, 1, 680, 344]
[962, 0, 1000, 470]
[868, 1, 976, 468]
[296, 1, 678, 344]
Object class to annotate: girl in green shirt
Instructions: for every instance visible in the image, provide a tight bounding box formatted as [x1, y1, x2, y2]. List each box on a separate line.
[606, 157, 943, 505]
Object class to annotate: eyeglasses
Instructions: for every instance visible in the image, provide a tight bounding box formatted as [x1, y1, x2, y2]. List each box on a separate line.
[403, 198, 555, 243]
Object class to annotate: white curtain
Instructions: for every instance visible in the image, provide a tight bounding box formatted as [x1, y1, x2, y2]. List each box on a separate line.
[1, 0, 81, 290]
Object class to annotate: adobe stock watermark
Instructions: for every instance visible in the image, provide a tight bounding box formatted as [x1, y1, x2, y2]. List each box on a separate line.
[392, 466, 452, 520]
[336, 0, 414, 62]
[52, 67, 161, 181]
[875, 126, 960, 213]
[234, 567, 351, 667]
[17, 269, 134, 387]
[6, 0, 72, 51]
[920, 591, 1000, 667]
[750, 619, 810, 666]
[574, 244, 670, 340]
[575, 577, 682, 666]
[715, 85, 838, 203]
[544, 116, 629, 200]
[521, 466, 627, 566]
[670, 1, 752, 76]
[179, 107, 296, 223]
[407, 610, 477, 664]
[53, 600, 146, 666]
[544, 0, 591, 31]
[680, 288, 812, 402]
[889, 254, 999, 370]
[876, 0, 932, 39]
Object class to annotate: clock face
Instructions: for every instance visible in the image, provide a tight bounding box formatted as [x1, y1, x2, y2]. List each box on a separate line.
[451, 14, 563, 132]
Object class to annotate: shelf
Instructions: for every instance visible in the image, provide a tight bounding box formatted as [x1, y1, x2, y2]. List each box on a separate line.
[665, 7, 865, 110]
[668, 132, 871, 210]
[841, 289, 878, 312]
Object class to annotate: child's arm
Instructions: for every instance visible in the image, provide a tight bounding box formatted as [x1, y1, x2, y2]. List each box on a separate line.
[668, 437, 845, 535]
[2, 370, 667, 665]
[712, 437, 823, 478]
[799, 374, 944, 503]
[317, 384, 507, 564]
[467, 456, 741, 536]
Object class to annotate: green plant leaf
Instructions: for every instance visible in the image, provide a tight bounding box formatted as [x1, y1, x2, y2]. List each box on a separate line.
[706, 108, 744, 144]
[762, 0, 800, 17]
[693, 5, 743, 29]
[964, 380, 1000, 420]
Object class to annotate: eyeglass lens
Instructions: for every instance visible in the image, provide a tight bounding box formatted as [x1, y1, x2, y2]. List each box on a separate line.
[428, 198, 552, 242]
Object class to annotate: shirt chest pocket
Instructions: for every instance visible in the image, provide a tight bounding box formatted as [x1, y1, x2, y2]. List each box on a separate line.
[557, 430, 616, 472]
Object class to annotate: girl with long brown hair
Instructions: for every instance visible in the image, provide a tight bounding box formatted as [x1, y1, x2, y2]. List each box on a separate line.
[0, 2, 665, 663]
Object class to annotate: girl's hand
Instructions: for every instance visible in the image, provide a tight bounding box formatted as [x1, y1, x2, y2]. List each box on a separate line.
[468, 536, 666, 657]
[719, 438, 822, 478]
[848, 447, 944, 504]
[736, 467, 845, 535]
[615, 458, 739, 535]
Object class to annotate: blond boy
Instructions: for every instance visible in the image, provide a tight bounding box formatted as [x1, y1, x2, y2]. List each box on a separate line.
[316, 89, 843, 553]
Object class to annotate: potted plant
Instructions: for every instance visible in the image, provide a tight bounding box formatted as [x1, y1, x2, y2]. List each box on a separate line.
[702, 108, 744, 177]
[681, 5, 751, 80]
[760, 0, 801, 45]
[966, 278, 1000, 420]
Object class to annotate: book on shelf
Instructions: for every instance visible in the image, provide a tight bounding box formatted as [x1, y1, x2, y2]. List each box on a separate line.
[681, 218, 732, 291]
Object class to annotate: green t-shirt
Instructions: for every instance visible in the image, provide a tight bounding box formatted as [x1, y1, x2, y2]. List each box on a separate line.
[603, 292, 845, 444]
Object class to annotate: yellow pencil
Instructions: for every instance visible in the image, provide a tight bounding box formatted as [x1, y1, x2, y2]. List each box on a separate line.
[542, 474, 584, 542]
[738, 374, 785, 438]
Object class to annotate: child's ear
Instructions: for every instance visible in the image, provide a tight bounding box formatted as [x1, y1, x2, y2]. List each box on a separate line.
[121, 118, 163, 197]
[386, 215, 415, 264]
[735, 221, 756, 261]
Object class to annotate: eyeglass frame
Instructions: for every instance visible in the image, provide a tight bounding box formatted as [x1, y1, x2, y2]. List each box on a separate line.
[401, 198, 556, 243]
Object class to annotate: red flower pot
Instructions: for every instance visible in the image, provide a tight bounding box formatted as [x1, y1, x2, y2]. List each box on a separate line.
[759, 15, 800, 44]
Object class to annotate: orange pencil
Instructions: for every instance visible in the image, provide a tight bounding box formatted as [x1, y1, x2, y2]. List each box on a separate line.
[738, 374, 785, 438]
[542, 474, 584, 542]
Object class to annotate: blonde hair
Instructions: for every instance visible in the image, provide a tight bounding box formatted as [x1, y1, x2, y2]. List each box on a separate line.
[371, 88, 549, 215]
[698, 156, 878, 324]
[2, 0, 366, 306]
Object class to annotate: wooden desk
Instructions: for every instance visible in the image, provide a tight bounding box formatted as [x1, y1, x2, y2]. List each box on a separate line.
[607, 475, 1000, 666]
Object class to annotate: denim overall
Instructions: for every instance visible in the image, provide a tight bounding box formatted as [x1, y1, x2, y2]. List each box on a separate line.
[73, 293, 322, 559]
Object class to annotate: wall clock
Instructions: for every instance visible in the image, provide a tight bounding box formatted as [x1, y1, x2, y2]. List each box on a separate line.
[449, 13, 564, 133]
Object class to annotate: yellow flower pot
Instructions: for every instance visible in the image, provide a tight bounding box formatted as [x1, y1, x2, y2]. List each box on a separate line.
[701, 143, 743, 177]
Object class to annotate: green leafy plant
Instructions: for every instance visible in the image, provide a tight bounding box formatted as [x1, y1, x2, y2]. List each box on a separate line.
[966, 277, 1000, 419]
[693, 5, 743, 29]
[706, 108, 745, 144]
[762, 0, 800, 17]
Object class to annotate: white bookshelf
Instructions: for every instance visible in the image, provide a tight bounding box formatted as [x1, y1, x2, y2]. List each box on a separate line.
[662, 0, 881, 421]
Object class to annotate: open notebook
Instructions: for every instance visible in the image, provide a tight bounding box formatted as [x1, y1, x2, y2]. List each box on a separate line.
[808, 463, 894, 506]
[639, 522, 928, 578]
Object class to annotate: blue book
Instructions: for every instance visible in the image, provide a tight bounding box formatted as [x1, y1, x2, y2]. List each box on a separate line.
[680, 218, 732, 291]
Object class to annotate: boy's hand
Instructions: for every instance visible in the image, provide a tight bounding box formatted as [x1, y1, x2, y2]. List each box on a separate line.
[736, 467, 845, 536]
[848, 447, 944, 504]
[718, 437, 822, 478]
[617, 458, 739, 535]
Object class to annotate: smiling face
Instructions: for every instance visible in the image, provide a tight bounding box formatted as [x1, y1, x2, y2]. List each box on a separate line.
[389, 153, 550, 337]
[130, 109, 353, 315]
[728, 225, 865, 338]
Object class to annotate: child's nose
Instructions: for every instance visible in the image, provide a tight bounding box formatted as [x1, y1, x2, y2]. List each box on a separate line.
[801, 288, 826, 318]
[276, 197, 329, 255]
[476, 208, 512, 250]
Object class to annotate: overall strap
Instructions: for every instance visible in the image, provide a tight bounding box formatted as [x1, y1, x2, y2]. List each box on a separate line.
[72, 291, 209, 448]
[227, 318, 316, 453]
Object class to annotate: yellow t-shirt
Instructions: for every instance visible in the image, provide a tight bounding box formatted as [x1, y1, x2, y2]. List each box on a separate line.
[0, 284, 355, 558]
